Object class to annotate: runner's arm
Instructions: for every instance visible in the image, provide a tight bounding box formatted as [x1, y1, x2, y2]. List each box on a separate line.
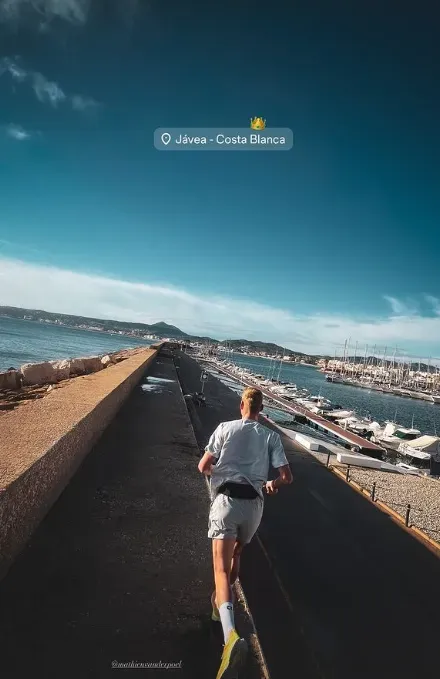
[266, 433, 292, 493]
[266, 465, 292, 494]
[272, 464, 293, 487]
[198, 451, 216, 475]
[198, 423, 223, 475]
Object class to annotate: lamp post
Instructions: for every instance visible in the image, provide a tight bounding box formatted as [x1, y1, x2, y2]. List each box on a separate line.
[200, 371, 208, 394]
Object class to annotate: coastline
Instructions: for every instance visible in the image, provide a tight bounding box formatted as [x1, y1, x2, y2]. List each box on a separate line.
[0, 346, 153, 412]
[0, 316, 156, 372]
[0, 314, 158, 341]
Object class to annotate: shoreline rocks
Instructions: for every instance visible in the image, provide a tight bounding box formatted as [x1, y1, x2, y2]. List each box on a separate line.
[0, 347, 147, 394]
[0, 370, 22, 391]
[52, 359, 70, 381]
[21, 362, 57, 386]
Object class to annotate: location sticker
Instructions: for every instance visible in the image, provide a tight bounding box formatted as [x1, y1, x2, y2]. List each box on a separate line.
[154, 126, 293, 151]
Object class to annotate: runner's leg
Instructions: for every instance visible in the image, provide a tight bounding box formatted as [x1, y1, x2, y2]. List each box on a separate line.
[212, 537, 236, 607]
[230, 541, 243, 586]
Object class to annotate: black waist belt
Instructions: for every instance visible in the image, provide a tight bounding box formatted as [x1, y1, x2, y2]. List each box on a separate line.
[218, 482, 259, 499]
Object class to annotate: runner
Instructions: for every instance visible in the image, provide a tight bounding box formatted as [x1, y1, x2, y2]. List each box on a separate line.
[198, 387, 292, 678]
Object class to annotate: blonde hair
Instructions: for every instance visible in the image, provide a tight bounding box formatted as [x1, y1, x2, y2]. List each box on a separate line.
[241, 387, 263, 414]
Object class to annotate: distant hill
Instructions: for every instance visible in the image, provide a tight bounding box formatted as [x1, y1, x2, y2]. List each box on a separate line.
[0, 306, 187, 337]
[220, 339, 307, 357]
[149, 322, 188, 337]
[0, 305, 319, 360]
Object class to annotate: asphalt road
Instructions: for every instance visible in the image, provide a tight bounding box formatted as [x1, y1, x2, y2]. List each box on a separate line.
[0, 356, 259, 679]
[179, 351, 440, 679]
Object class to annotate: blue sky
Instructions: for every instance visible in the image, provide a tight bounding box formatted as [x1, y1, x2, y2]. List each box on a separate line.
[1, 0, 440, 356]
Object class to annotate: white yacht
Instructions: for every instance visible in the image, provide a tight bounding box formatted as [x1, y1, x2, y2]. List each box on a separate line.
[270, 384, 298, 397]
[411, 391, 433, 401]
[303, 397, 333, 413]
[336, 415, 380, 435]
[325, 374, 343, 383]
[397, 435, 440, 471]
[372, 421, 421, 451]
[325, 409, 355, 420]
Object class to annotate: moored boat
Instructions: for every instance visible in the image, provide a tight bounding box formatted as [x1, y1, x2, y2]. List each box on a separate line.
[396, 435, 440, 472]
[372, 421, 421, 451]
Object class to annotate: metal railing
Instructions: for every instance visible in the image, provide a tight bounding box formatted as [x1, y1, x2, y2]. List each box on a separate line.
[327, 460, 440, 543]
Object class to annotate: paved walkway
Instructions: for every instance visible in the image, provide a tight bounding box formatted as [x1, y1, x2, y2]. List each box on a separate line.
[0, 355, 260, 678]
[180, 351, 440, 679]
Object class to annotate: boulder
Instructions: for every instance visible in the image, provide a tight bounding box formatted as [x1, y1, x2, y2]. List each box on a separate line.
[50, 359, 71, 382]
[21, 362, 56, 386]
[111, 351, 128, 363]
[0, 370, 22, 391]
[101, 355, 112, 368]
[81, 356, 103, 374]
[69, 358, 85, 376]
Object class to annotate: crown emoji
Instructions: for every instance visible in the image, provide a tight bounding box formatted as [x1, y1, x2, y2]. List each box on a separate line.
[250, 116, 266, 130]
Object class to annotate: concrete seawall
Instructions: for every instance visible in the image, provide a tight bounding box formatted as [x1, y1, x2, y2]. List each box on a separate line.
[0, 347, 157, 580]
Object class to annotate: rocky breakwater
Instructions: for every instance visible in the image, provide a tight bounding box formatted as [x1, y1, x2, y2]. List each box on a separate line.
[0, 347, 147, 410]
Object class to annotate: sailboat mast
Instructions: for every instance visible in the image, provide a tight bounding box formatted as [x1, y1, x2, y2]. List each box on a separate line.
[428, 356, 431, 392]
[353, 340, 358, 378]
[390, 346, 397, 386]
[381, 346, 387, 385]
[279, 351, 285, 382]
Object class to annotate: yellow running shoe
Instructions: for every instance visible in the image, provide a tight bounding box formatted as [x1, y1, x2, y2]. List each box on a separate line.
[216, 629, 247, 679]
[211, 592, 220, 622]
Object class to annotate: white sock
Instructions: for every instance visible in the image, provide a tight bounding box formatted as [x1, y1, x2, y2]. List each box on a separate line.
[219, 602, 235, 643]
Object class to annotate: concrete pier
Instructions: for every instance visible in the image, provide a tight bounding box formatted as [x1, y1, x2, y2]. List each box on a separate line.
[0, 352, 262, 678]
[1, 344, 440, 679]
[179, 351, 440, 679]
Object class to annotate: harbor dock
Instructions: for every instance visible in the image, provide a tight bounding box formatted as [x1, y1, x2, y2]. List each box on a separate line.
[207, 360, 384, 457]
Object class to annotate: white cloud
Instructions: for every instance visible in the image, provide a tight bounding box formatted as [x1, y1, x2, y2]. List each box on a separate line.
[425, 295, 440, 315]
[5, 123, 32, 140]
[1, 57, 98, 113]
[383, 296, 419, 316]
[71, 94, 99, 112]
[0, 0, 90, 24]
[32, 71, 66, 106]
[383, 296, 406, 315]
[1, 257, 440, 357]
[0, 56, 27, 81]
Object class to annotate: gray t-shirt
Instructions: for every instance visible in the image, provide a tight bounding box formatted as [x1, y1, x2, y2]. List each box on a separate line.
[206, 418, 289, 499]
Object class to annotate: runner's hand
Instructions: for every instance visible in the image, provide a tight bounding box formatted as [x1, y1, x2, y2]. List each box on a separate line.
[265, 480, 278, 495]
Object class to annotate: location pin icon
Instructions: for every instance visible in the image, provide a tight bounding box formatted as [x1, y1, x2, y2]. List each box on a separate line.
[161, 132, 171, 145]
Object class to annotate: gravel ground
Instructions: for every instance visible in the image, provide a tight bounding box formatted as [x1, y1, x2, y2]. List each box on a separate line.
[347, 468, 440, 540]
[307, 449, 440, 542]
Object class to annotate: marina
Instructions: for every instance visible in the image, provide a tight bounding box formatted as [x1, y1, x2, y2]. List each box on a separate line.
[194, 347, 440, 476]
[185, 349, 440, 546]
[319, 342, 440, 405]
[208, 359, 385, 457]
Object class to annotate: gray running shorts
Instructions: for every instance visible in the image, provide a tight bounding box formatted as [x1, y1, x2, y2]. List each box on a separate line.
[208, 493, 264, 544]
